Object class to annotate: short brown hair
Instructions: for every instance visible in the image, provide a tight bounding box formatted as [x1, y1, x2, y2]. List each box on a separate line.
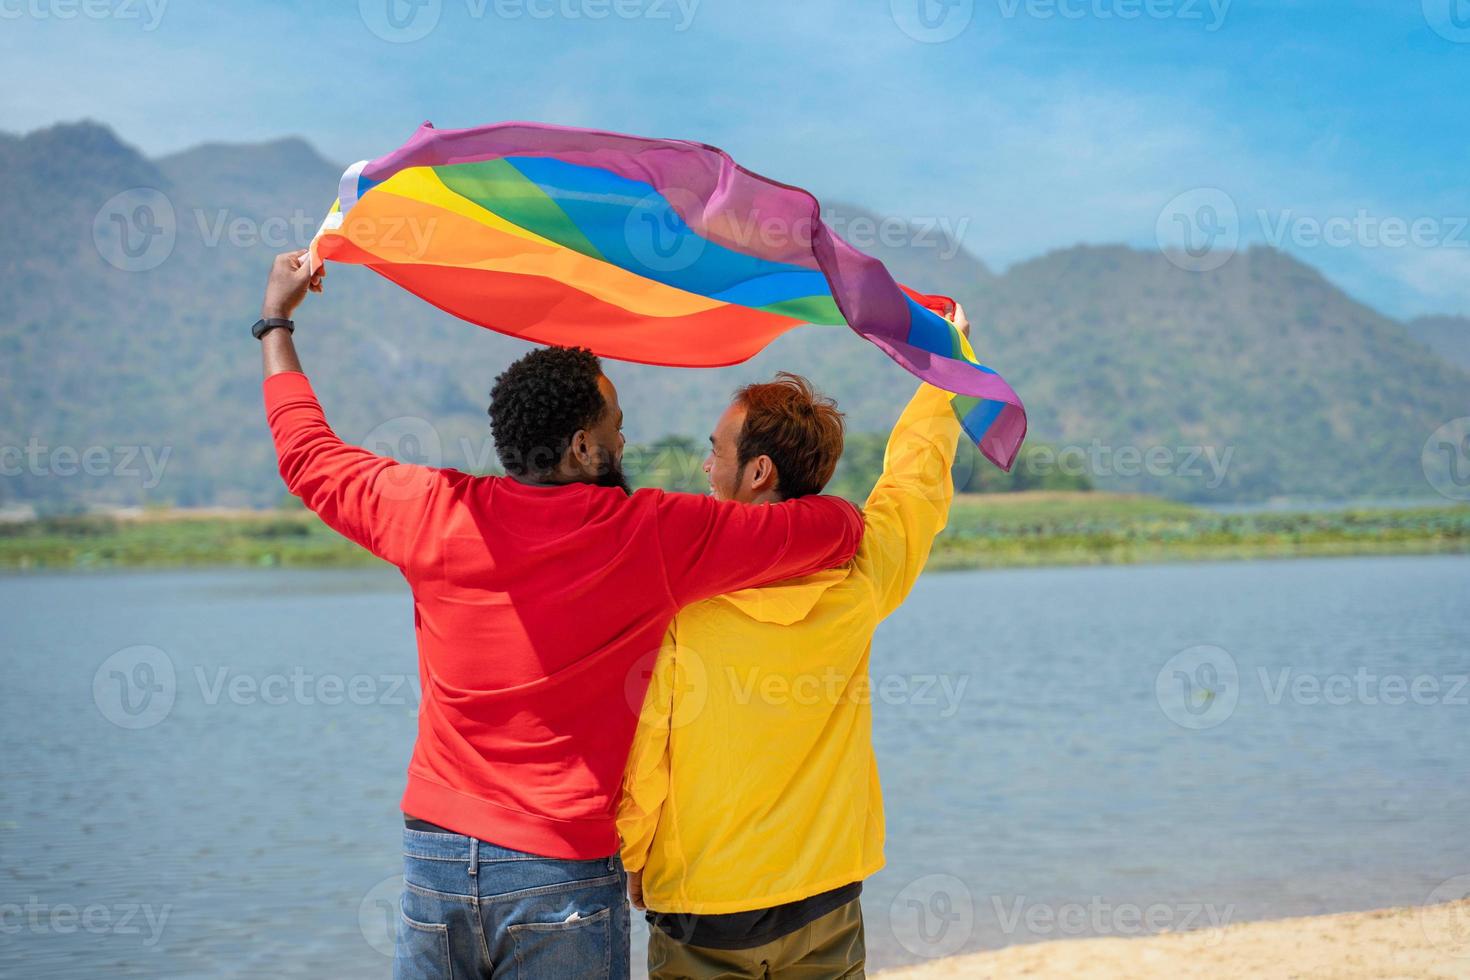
[734, 372, 845, 500]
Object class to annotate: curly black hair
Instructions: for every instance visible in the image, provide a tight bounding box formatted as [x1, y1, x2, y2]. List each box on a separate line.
[488, 346, 607, 478]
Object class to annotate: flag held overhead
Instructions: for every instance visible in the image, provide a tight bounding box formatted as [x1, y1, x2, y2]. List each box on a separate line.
[309, 121, 1027, 470]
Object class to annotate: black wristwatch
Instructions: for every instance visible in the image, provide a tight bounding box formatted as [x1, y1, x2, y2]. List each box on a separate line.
[251, 317, 295, 340]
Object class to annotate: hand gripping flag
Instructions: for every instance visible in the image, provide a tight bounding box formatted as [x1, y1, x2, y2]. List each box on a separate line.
[308, 121, 1026, 470]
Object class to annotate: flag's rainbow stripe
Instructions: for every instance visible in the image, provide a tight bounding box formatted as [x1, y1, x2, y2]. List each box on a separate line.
[310, 121, 1026, 470]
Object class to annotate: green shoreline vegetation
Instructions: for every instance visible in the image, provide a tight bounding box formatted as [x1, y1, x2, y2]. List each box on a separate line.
[3, 494, 1466, 572]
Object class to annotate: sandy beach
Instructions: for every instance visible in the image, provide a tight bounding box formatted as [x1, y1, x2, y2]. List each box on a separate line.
[876, 900, 1470, 979]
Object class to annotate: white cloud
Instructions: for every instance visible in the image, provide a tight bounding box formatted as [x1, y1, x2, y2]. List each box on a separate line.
[1383, 246, 1470, 315]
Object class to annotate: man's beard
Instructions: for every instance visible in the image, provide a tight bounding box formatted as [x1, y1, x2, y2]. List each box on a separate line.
[593, 451, 630, 496]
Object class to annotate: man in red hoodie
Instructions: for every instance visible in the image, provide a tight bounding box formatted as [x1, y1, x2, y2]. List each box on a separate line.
[255, 251, 864, 980]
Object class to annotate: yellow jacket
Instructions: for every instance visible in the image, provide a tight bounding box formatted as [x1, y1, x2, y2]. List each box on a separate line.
[617, 384, 962, 913]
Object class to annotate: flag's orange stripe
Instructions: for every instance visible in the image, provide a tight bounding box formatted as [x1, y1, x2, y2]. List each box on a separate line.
[318, 189, 727, 320]
[324, 241, 803, 367]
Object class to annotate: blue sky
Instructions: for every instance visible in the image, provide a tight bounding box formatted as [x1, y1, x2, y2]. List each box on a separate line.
[3, 0, 1467, 317]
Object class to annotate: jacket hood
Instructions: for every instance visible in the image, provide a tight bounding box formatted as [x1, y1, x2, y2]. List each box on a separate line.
[712, 568, 849, 625]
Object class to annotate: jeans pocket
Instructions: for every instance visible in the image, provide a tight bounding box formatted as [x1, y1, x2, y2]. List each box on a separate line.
[508, 906, 611, 980]
[394, 908, 452, 980]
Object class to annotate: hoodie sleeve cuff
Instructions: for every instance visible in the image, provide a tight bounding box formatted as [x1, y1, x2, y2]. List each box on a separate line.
[263, 371, 316, 409]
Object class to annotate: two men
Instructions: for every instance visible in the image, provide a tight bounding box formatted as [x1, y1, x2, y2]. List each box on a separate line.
[256, 251, 863, 979]
[259, 248, 966, 978]
[618, 317, 967, 978]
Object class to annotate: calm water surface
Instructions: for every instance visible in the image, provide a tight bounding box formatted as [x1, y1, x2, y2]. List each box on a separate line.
[2, 556, 1467, 976]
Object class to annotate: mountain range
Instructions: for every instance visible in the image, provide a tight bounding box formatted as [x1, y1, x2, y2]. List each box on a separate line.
[1405, 316, 1470, 373]
[1, 120, 1465, 508]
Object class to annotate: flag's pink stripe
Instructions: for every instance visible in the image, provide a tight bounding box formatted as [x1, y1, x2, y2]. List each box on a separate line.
[980, 404, 1028, 473]
[861, 332, 1023, 404]
[361, 122, 823, 271]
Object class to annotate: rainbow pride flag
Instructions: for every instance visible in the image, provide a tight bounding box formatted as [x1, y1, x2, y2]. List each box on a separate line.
[308, 121, 1026, 470]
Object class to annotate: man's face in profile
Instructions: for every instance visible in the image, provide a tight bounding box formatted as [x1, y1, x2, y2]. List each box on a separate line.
[587, 374, 629, 493]
[703, 400, 751, 503]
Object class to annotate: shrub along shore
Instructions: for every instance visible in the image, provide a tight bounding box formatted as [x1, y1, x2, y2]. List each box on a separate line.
[2, 493, 1466, 571]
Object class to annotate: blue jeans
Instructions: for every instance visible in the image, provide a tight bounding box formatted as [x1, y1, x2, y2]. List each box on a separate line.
[394, 826, 631, 979]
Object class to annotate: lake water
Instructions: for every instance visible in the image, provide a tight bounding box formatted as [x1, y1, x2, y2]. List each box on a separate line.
[2, 556, 1467, 977]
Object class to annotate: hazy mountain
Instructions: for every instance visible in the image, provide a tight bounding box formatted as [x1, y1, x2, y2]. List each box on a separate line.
[1405, 315, 1470, 372]
[2, 121, 1466, 509]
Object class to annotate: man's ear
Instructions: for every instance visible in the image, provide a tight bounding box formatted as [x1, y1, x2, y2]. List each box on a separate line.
[748, 454, 778, 494]
[568, 429, 593, 469]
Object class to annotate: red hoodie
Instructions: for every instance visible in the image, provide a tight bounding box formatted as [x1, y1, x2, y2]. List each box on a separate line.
[265, 372, 863, 859]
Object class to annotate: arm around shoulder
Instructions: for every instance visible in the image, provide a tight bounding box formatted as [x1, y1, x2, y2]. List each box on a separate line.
[655, 491, 863, 606]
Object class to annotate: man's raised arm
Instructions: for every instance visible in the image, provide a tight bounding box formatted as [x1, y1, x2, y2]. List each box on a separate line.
[854, 305, 969, 618]
[257, 250, 442, 568]
[654, 491, 863, 607]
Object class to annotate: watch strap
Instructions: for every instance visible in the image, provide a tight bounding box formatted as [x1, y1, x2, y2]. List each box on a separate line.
[252, 317, 295, 340]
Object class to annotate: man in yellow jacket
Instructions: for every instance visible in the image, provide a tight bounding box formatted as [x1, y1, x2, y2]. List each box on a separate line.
[617, 307, 972, 978]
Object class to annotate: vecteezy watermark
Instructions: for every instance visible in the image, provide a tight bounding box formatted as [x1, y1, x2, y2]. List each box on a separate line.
[359, 0, 441, 42]
[359, 0, 699, 43]
[0, 0, 167, 30]
[1155, 645, 1239, 730]
[992, 896, 1234, 943]
[0, 898, 172, 947]
[623, 649, 969, 728]
[726, 667, 971, 719]
[1422, 418, 1470, 502]
[1157, 644, 1469, 731]
[623, 647, 711, 730]
[352, 415, 571, 487]
[0, 439, 171, 489]
[888, 873, 976, 959]
[359, 875, 404, 957]
[93, 188, 176, 272]
[1257, 209, 1470, 251]
[94, 191, 437, 273]
[192, 208, 321, 252]
[1155, 188, 1239, 273]
[1422, 874, 1470, 958]
[890, 0, 975, 43]
[462, 0, 700, 31]
[1158, 188, 1470, 272]
[1020, 441, 1234, 488]
[93, 646, 421, 729]
[194, 667, 422, 708]
[995, 0, 1231, 31]
[359, 416, 447, 501]
[1258, 667, 1469, 708]
[1423, 0, 1470, 44]
[624, 187, 708, 275]
[823, 212, 972, 262]
[93, 645, 177, 730]
[324, 212, 440, 259]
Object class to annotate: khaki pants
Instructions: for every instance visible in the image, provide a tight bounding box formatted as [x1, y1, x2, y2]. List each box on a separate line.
[647, 897, 866, 980]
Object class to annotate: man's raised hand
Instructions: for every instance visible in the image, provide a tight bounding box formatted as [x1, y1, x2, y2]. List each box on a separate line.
[951, 301, 971, 339]
[262, 249, 323, 321]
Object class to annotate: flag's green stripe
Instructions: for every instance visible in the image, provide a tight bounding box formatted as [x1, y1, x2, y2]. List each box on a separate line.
[951, 394, 982, 422]
[433, 160, 605, 262]
[947, 325, 968, 361]
[755, 294, 846, 324]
